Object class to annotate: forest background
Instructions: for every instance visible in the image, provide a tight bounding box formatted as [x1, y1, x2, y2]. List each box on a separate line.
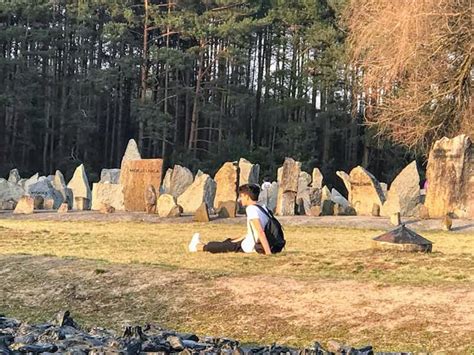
[0, 0, 471, 189]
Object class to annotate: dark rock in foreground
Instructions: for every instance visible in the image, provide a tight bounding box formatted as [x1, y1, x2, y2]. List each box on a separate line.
[0, 311, 409, 354]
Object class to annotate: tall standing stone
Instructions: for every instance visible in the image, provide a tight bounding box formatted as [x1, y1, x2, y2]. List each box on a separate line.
[195, 170, 204, 180]
[336, 171, 352, 201]
[178, 173, 216, 214]
[52, 170, 73, 208]
[381, 161, 420, 217]
[275, 158, 301, 215]
[23, 173, 39, 193]
[425, 135, 473, 218]
[120, 139, 141, 168]
[170, 165, 193, 198]
[161, 168, 173, 194]
[331, 188, 349, 208]
[239, 158, 260, 186]
[259, 181, 278, 212]
[296, 171, 312, 215]
[67, 165, 92, 210]
[100, 169, 121, 184]
[8, 169, 20, 184]
[321, 186, 332, 204]
[311, 168, 323, 189]
[120, 159, 163, 212]
[213, 162, 238, 209]
[145, 184, 157, 214]
[0, 178, 24, 206]
[349, 166, 386, 216]
[91, 183, 125, 211]
[380, 183, 388, 198]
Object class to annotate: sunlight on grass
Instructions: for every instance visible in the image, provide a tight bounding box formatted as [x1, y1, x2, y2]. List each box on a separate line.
[0, 219, 473, 284]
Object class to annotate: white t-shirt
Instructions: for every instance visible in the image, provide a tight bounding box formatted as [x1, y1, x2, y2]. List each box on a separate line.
[241, 204, 270, 253]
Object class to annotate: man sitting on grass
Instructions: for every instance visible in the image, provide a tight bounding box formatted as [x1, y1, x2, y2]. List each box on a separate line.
[188, 184, 273, 255]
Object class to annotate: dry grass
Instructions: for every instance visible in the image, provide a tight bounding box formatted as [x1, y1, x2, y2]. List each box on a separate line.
[0, 219, 473, 353]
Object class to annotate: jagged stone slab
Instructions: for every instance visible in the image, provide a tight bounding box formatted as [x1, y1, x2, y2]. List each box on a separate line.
[381, 161, 420, 217]
[157, 193, 181, 217]
[67, 165, 92, 210]
[195, 170, 204, 180]
[258, 181, 278, 212]
[311, 168, 323, 189]
[28, 177, 63, 209]
[425, 134, 473, 218]
[193, 202, 210, 222]
[276, 158, 301, 215]
[0, 200, 16, 210]
[52, 170, 73, 208]
[217, 200, 237, 218]
[213, 162, 238, 209]
[170, 165, 193, 198]
[120, 138, 141, 168]
[349, 166, 386, 216]
[177, 173, 216, 214]
[57, 203, 69, 213]
[0, 178, 24, 206]
[23, 173, 39, 192]
[372, 225, 432, 252]
[336, 171, 351, 201]
[390, 212, 401, 226]
[321, 185, 331, 203]
[120, 159, 163, 212]
[8, 169, 20, 184]
[91, 183, 125, 211]
[74, 197, 90, 211]
[100, 169, 121, 184]
[331, 188, 349, 208]
[13, 196, 34, 214]
[321, 199, 335, 216]
[296, 171, 312, 215]
[239, 158, 260, 186]
[145, 184, 157, 214]
[161, 168, 173, 194]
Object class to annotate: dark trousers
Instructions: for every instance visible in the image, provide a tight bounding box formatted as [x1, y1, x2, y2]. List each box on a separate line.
[203, 238, 243, 253]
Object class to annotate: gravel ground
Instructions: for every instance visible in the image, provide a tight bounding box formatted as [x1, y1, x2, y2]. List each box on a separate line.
[0, 210, 472, 233]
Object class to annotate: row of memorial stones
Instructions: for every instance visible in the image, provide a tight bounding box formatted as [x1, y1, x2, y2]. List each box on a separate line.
[1, 134, 472, 219]
[289, 133, 472, 219]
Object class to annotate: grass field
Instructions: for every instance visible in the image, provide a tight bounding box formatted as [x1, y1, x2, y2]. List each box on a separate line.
[0, 219, 473, 353]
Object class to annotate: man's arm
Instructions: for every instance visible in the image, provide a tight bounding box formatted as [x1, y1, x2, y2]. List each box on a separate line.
[250, 219, 272, 255]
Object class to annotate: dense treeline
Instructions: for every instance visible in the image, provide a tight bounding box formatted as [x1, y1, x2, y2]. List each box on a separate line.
[0, 0, 419, 186]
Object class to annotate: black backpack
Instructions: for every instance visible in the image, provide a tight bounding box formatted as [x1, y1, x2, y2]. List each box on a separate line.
[252, 205, 286, 254]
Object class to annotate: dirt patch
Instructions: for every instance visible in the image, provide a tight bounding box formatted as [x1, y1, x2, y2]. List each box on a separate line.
[1, 254, 473, 352]
[218, 276, 474, 334]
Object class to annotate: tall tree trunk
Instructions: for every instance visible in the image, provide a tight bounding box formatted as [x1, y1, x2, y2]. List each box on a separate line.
[188, 40, 205, 155]
[139, 0, 149, 151]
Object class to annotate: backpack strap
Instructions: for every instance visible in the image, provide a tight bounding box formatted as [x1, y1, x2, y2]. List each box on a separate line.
[248, 204, 269, 244]
[254, 204, 273, 220]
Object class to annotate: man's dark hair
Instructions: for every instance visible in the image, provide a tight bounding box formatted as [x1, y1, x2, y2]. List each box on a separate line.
[238, 184, 260, 201]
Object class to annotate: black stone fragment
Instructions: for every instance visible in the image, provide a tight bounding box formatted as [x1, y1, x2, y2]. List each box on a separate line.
[0, 311, 412, 354]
